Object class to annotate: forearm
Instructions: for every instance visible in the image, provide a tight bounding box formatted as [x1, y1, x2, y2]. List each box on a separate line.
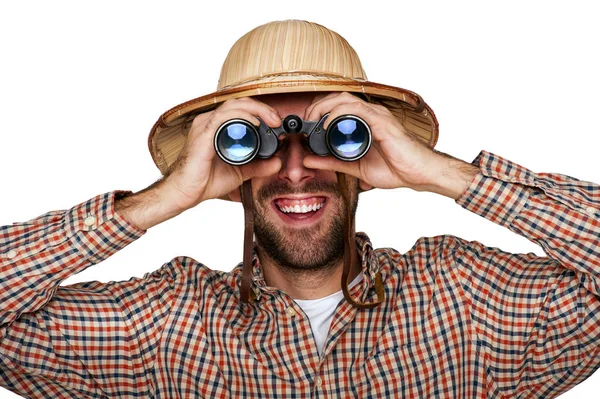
[1, 191, 146, 327]
[115, 179, 186, 231]
[456, 150, 600, 295]
[1, 191, 175, 395]
[417, 150, 480, 200]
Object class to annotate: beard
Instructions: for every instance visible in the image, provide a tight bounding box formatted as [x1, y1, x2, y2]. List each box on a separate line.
[253, 178, 358, 275]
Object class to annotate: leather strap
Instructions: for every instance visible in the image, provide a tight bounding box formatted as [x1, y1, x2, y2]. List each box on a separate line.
[239, 174, 385, 308]
[240, 180, 256, 303]
[337, 172, 385, 309]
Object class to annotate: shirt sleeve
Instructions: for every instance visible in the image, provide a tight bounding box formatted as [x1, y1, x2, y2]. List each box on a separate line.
[454, 150, 600, 397]
[0, 191, 176, 398]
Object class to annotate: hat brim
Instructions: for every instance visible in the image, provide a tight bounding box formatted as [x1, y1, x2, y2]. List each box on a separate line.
[148, 74, 439, 201]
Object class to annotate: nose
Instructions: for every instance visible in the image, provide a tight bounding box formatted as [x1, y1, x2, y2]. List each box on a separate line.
[277, 135, 316, 185]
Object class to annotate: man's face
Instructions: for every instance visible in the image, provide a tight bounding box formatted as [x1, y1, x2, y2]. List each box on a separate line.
[250, 92, 359, 274]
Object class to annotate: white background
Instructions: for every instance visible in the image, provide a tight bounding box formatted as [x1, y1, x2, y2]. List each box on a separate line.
[1, 1, 598, 397]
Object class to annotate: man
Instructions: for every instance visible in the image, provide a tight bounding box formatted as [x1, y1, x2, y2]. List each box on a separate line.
[1, 19, 599, 398]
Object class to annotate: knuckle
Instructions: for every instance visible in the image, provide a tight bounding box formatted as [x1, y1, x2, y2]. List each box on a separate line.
[237, 96, 262, 108]
[353, 101, 374, 115]
[188, 115, 206, 136]
[219, 97, 243, 109]
[217, 99, 233, 109]
[373, 103, 391, 114]
[313, 92, 330, 102]
[191, 112, 209, 127]
[203, 114, 219, 134]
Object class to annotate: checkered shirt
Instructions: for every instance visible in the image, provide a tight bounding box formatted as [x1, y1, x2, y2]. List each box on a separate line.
[1, 150, 599, 398]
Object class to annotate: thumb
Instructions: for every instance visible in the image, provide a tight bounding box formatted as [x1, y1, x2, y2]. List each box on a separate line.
[303, 155, 360, 178]
[239, 157, 282, 181]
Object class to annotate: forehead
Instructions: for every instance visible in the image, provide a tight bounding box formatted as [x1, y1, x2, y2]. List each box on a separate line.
[252, 92, 328, 118]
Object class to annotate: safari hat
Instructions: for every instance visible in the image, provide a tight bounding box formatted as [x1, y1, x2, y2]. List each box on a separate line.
[146, 20, 440, 307]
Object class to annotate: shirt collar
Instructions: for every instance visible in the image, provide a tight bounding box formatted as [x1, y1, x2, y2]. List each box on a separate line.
[233, 232, 380, 301]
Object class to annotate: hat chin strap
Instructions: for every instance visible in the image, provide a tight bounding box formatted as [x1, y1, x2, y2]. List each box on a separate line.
[240, 179, 257, 303]
[336, 172, 385, 308]
[239, 175, 385, 308]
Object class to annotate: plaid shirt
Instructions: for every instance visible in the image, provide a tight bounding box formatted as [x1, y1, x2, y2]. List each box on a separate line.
[1, 150, 599, 398]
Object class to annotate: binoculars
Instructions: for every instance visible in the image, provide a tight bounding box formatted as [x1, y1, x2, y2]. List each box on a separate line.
[214, 113, 372, 165]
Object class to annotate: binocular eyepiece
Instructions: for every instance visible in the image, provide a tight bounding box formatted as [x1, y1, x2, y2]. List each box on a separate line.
[214, 113, 372, 165]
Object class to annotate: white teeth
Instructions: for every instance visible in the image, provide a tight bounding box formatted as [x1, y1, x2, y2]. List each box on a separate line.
[278, 202, 324, 214]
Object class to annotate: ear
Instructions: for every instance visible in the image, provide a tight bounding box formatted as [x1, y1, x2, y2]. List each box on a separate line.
[227, 186, 242, 203]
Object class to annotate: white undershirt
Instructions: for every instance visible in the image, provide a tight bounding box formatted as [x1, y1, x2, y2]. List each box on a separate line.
[293, 273, 363, 356]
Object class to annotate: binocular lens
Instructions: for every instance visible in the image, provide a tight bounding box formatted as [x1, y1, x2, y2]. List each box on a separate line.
[327, 118, 370, 160]
[215, 121, 258, 164]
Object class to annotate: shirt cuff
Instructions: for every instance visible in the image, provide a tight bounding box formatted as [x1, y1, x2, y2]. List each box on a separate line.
[64, 190, 145, 233]
[455, 150, 539, 228]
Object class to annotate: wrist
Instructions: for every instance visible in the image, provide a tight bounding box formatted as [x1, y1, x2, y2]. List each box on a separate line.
[115, 181, 186, 230]
[416, 152, 480, 200]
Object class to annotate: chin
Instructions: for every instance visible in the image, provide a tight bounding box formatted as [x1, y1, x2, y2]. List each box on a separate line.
[254, 208, 345, 272]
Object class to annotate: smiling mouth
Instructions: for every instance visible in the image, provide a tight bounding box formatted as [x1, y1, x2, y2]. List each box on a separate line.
[272, 196, 327, 221]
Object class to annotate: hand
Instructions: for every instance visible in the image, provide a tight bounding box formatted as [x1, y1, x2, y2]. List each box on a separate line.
[161, 97, 283, 211]
[303, 92, 440, 192]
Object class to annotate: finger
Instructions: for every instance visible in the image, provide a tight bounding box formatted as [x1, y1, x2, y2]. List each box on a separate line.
[304, 92, 341, 118]
[211, 108, 262, 129]
[241, 96, 282, 124]
[302, 154, 361, 179]
[323, 101, 394, 142]
[305, 91, 365, 121]
[212, 97, 281, 127]
[312, 91, 334, 104]
[359, 180, 373, 191]
[226, 187, 242, 203]
[220, 96, 281, 119]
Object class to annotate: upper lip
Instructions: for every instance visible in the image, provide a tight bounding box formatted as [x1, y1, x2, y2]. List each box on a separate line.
[272, 194, 328, 201]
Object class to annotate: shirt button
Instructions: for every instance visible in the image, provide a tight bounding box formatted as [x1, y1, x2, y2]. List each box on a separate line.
[285, 307, 296, 317]
[315, 376, 323, 387]
[6, 249, 18, 259]
[585, 206, 596, 216]
[84, 216, 96, 226]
